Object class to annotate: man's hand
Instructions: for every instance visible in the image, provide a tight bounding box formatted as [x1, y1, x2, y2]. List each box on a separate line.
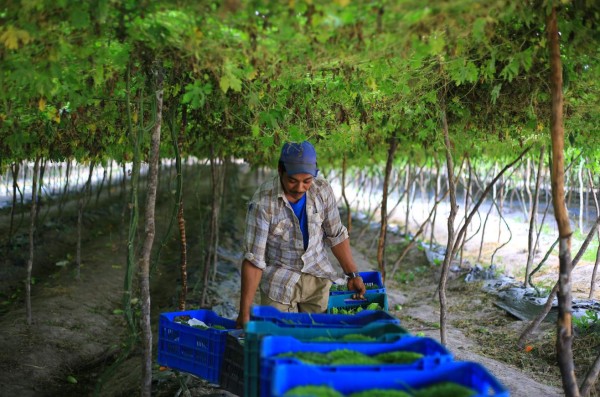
[235, 310, 250, 329]
[347, 276, 366, 300]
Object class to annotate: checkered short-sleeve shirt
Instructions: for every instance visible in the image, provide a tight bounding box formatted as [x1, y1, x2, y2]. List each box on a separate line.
[243, 175, 349, 304]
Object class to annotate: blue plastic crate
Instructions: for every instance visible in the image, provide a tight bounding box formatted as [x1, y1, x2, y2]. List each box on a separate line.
[327, 292, 388, 314]
[244, 320, 409, 397]
[157, 309, 236, 384]
[330, 271, 386, 296]
[259, 335, 453, 397]
[271, 361, 509, 397]
[251, 305, 398, 327]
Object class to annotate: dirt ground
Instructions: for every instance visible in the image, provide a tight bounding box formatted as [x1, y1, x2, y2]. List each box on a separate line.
[0, 170, 598, 396]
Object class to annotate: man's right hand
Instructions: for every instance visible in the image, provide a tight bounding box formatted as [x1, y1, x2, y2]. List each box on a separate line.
[235, 311, 250, 329]
[348, 276, 367, 300]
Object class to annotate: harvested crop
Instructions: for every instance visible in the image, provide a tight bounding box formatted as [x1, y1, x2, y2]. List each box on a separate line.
[413, 382, 477, 397]
[276, 351, 331, 365]
[328, 349, 379, 365]
[331, 303, 383, 315]
[373, 351, 424, 364]
[349, 389, 411, 397]
[330, 283, 379, 292]
[283, 385, 344, 397]
[339, 334, 376, 341]
[310, 336, 335, 342]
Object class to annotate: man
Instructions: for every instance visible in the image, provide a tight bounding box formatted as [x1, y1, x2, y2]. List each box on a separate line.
[236, 141, 366, 328]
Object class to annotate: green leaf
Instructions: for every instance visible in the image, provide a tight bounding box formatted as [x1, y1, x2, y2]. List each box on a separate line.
[70, 6, 91, 29]
[220, 62, 243, 93]
[260, 135, 274, 148]
[448, 58, 479, 85]
[500, 57, 520, 82]
[219, 76, 231, 93]
[66, 375, 78, 384]
[491, 84, 502, 105]
[471, 18, 488, 42]
[288, 125, 306, 142]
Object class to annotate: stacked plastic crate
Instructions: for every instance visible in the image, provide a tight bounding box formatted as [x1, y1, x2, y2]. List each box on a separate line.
[157, 271, 509, 396]
[252, 271, 509, 397]
[157, 309, 237, 384]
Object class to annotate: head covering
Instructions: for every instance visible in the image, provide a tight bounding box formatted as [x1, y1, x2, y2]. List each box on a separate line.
[279, 141, 318, 177]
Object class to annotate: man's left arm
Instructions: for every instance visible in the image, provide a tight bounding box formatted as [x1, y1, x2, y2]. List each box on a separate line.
[330, 239, 366, 299]
[318, 179, 366, 298]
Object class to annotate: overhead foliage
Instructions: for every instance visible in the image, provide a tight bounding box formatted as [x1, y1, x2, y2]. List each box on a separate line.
[0, 0, 599, 170]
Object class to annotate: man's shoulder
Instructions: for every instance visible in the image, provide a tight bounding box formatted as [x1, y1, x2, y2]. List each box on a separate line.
[250, 176, 280, 204]
[312, 176, 331, 189]
[311, 177, 334, 196]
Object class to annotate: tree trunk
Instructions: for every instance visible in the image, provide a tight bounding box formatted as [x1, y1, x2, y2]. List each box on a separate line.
[377, 135, 397, 283]
[177, 202, 188, 311]
[76, 161, 95, 280]
[578, 159, 584, 233]
[7, 162, 20, 252]
[404, 162, 411, 236]
[459, 157, 472, 267]
[212, 157, 226, 282]
[430, 155, 441, 246]
[548, 7, 578, 396]
[587, 169, 599, 299]
[438, 93, 457, 346]
[26, 156, 40, 325]
[477, 191, 495, 263]
[58, 160, 71, 218]
[124, 66, 141, 335]
[201, 146, 223, 307]
[107, 160, 113, 199]
[525, 146, 545, 287]
[177, 105, 188, 311]
[139, 65, 163, 397]
[34, 158, 46, 228]
[341, 155, 352, 231]
[96, 166, 108, 205]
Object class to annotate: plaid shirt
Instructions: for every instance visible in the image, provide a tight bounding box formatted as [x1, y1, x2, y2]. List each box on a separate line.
[243, 175, 349, 304]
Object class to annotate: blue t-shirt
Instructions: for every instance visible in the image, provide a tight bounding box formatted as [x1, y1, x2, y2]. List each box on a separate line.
[289, 194, 309, 250]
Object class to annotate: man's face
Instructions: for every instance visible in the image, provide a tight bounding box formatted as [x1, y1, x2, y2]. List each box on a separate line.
[280, 172, 314, 202]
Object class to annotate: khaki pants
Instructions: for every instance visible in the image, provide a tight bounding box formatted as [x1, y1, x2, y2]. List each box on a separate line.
[260, 273, 332, 313]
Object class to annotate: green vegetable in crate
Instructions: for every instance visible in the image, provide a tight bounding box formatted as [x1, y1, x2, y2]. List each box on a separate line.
[331, 303, 383, 315]
[327, 349, 379, 365]
[283, 385, 344, 397]
[349, 389, 411, 397]
[330, 283, 378, 292]
[373, 351, 424, 364]
[276, 351, 331, 365]
[413, 382, 477, 397]
[173, 315, 191, 324]
[190, 323, 227, 330]
[310, 336, 335, 341]
[339, 334, 376, 341]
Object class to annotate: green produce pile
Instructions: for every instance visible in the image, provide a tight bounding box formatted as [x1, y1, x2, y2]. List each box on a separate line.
[275, 349, 423, 365]
[172, 316, 227, 330]
[310, 334, 377, 342]
[413, 382, 477, 397]
[283, 381, 477, 397]
[330, 283, 380, 292]
[330, 303, 383, 314]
